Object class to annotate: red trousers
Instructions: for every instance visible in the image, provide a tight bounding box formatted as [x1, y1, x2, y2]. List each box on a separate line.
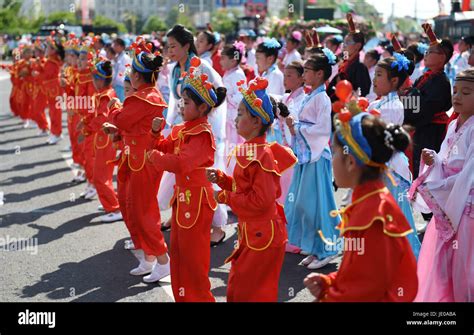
[93, 141, 119, 213]
[31, 91, 49, 131]
[170, 203, 215, 302]
[68, 113, 84, 166]
[83, 135, 95, 183]
[227, 244, 285, 302]
[47, 95, 62, 136]
[117, 161, 167, 256]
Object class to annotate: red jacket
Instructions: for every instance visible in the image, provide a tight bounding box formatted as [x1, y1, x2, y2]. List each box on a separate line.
[147, 116, 217, 228]
[83, 87, 116, 150]
[215, 136, 297, 258]
[37, 55, 62, 98]
[318, 179, 418, 302]
[110, 84, 167, 172]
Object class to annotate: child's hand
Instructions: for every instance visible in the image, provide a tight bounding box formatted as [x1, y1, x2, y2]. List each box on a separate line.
[102, 122, 118, 134]
[421, 149, 435, 166]
[152, 117, 165, 133]
[303, 273, 324, 301]
[286, 116, 296, 136]
[108, 97, 121, 110]
[206, 168, 219, 183]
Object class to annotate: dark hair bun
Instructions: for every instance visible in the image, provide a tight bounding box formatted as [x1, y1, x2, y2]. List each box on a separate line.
[214, 87, 227, 108]
[361, 116, 411, 164]
[101, 60, 113, 76]
[141, 52, 163, 72]
[269, 96, 289, 118]
[386, 123, 410, 152]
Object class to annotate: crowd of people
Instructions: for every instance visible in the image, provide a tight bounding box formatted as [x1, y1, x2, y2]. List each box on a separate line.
[3, 13, 473, 302]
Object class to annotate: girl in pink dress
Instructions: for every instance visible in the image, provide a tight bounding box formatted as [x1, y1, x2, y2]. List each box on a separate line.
[409, 68, 474, 302]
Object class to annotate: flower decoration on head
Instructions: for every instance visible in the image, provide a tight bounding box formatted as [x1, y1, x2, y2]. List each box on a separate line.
[417, 42, 428, 55]
[262, 37, 281, 49]
[391, 52, 410, 72]
[233, 40, 246, 63]
[129, 35, 162, 82]
[181, 56, 218, 107]
[291, 31, 302, 42]
[237, 77, 273, 125]
[322, 47, 337, 65]
[46, 31, 60, 51]
[332, 80, 394, 174]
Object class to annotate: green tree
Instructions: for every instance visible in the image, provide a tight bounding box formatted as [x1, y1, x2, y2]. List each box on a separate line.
[141, 15, 167, 34]
[45, 11, 80, 25]
[210, 9, 238, 35]
[94, 14, 127, 33]
[165, 6, 194, 32]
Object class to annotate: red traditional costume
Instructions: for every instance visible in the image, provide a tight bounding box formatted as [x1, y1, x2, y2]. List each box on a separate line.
[109, 83, 168, 256]
[316, 180, 418, 302]
[30, 53, 49, 132]
[77, 64, 97, 183]
[148, 117, 217, 302]
[86, 84, 119, 213]
[213, 77, 297, 302]
[38, 47, 63, 137]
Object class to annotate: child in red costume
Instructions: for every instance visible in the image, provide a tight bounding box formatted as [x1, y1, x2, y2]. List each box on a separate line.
[41, 35, 65, 145]
[87, 60, 121, 223]
[207, 77, 297, 302]
[146, 57, 226, 301]
[304, 94, 418, 302]
[103, 38, 169, 282]
[77, 44, 98, 200]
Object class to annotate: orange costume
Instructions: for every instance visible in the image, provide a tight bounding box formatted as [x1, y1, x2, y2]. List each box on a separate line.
[83, 87, 119, 213]
[16, 58, 32, 121]
[76, 67, 96, 181]
[109, 84, 168, 256]
[215, 136, 297, 302]
[63, 64, 83, 166]
[37, 54, 63, 136]
[30, 56, 49, 131]
[9, 61, 21, 118]
[316, 181, 418, 302]
[148, 117, 217, 302]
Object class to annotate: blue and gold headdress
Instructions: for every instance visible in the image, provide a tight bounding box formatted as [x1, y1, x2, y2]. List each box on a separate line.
[181, 57, 218, 107]
[129, 36, 162, 83]
[237, 77, 273, 125]
[92, 60, 112, 80]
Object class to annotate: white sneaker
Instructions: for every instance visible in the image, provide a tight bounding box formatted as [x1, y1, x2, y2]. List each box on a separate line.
[72, 171, 86, 183]
[300, 255, 316, 266]
[37, 129, 49, 136]
[124, 239, 135, 250]
[130, 260, 156, 276]
[23, 120, 30, 128]
[79, 184, 92, 198]
[99, 211, 123, 223]
[306, 254, 338, 270]
[84, 187, 97, 200]
[143, 260, 170, 283]
[97, 204, 105, 212]
[48, 135, 62, 145]
[300, 250, 311, 256]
